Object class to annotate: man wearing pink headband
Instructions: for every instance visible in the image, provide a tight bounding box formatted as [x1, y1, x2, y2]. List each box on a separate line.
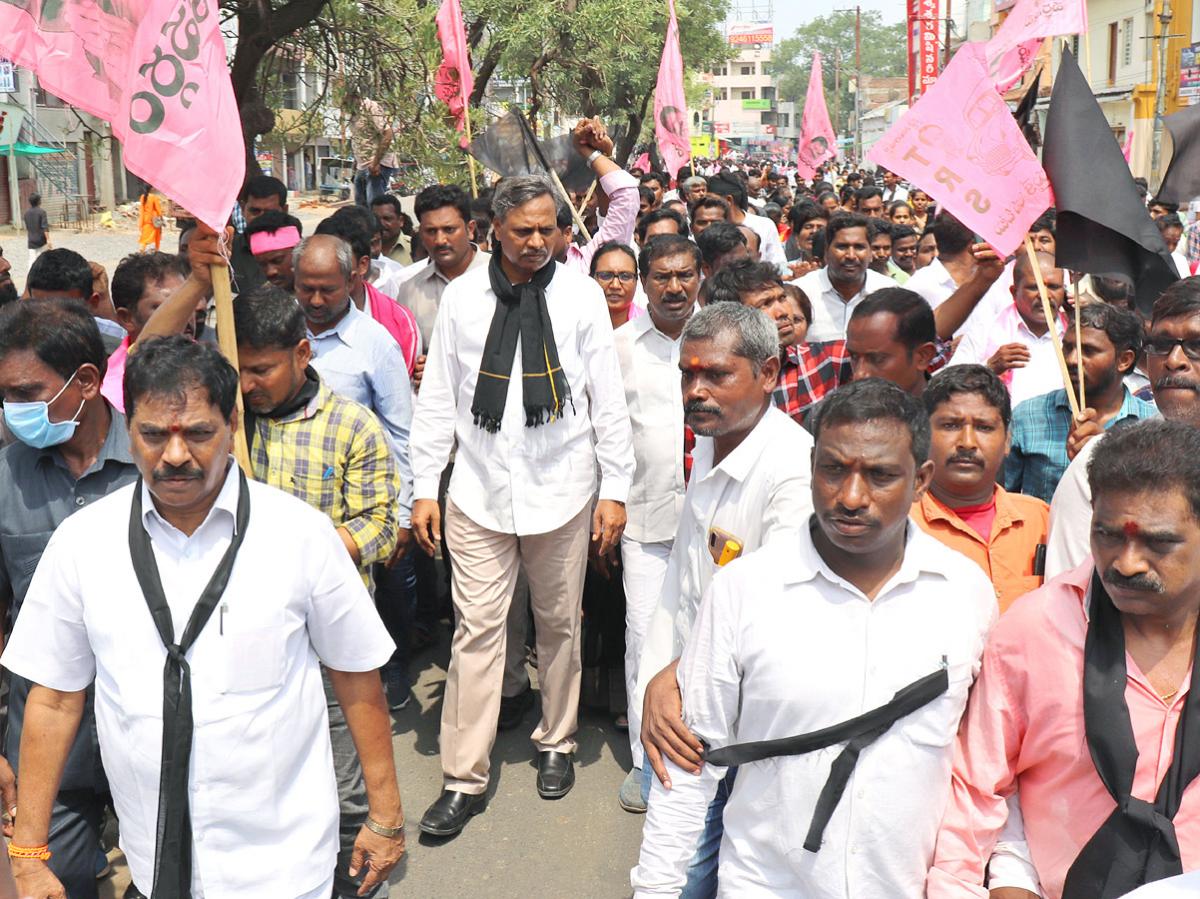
[245, 211, 304, 292]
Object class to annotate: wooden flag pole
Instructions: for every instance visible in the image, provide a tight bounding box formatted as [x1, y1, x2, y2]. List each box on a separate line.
[210, 263, 253, 475]
[1073, 281, 1086, 409]
[463, 109, 479, 199]
[577, 179, 598, 217]
[1023, 236, 1081, 417]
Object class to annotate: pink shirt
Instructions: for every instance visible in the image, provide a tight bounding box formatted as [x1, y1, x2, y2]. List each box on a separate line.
[927, 561, 1200, 899]
[565, 168, 640, 275]
[100, 335, 131, 412]
[365, 281, 420, 376]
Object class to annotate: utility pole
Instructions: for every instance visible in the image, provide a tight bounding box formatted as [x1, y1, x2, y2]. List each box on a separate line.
[834, 48, 841, 137]
[1151, 0, 1178, 186]
[855, 5, 862, 165]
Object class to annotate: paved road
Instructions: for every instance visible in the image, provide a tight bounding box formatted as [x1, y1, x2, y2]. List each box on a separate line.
[98, 637, 645, 899]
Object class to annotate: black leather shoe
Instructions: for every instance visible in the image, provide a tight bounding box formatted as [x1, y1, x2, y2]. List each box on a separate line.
[498, 684, 535, 731]
[418, 789, 488, 836]
[536, 750, 575, 799]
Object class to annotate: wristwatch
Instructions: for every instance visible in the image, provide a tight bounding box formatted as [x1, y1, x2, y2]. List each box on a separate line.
[365, 817, 405, 838]
[586, 149, 605, 168]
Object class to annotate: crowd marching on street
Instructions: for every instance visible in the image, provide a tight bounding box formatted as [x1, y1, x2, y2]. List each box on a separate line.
[4, 0, 1200, 893]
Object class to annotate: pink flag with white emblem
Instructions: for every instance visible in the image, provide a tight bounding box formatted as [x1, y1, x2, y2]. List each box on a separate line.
[0, 0, 244, 232]
[869, 42, 1052, 257]
[985, 0, 1087, 90]
[435, 0, 474, 143]
[653, 0, 691, 180]
[796, 53, 837, 180]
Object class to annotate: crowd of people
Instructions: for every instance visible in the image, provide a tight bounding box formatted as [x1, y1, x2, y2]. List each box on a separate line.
[0, 113, 1198, 899]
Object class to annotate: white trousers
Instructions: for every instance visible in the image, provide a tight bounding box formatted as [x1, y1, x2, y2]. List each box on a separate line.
[620, 535, 673, 768]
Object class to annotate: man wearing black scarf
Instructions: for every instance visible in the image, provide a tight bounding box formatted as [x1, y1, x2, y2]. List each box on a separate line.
[409, 175, 635, 837]
[929, 418, 1200, 898]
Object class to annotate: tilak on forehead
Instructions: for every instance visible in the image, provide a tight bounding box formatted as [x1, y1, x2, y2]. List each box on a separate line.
[1123, 520, 1140, 538]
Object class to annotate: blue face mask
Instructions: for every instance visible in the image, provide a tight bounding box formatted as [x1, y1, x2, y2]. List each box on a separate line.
[4, 370, 85, 449]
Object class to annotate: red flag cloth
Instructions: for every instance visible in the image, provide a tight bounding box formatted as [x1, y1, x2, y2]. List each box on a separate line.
[653, 0, 691, 180]
[869, 42, 1052, 257]
[0, 0, 243, 232]
[435, 0, 474, 142]
[796, 52, 837, 180]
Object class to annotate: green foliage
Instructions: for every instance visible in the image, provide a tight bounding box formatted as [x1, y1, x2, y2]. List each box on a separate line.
[770, 10, 906, 135]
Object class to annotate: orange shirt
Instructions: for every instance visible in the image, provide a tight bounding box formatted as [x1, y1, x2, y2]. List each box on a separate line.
[910, 486, 1048, 612]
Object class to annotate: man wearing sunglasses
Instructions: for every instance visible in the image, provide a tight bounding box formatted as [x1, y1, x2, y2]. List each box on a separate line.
[1045, 278, 1200, 576]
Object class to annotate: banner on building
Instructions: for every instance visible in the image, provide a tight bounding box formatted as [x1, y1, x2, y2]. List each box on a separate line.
[907, 0, 940, 103]
[0, 59, 13, 94]
[690, 134, 715, 157]
[728, 23, 773, 46]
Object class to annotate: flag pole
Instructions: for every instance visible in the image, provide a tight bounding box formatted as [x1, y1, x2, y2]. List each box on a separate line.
[577, 179, 598, 217]
[463, 112, 479, 198]
[1023, 236, 1081, 416]
[1074, 281, 1086, 409]
[210, 264, 253, 475]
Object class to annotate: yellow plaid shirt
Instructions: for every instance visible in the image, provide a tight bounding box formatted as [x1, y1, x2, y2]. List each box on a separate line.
[249, 382, 400, 570]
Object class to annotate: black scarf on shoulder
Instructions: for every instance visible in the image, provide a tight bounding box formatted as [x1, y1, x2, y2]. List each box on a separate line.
[1062, 571, 1200, 898]
[243, 365, 320, 450]
[471, 253, 572, 432]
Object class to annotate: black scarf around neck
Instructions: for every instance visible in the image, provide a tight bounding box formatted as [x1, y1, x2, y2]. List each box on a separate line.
[471, 253, 572, 432]
[1062, 571, 1200, 899]
[243, 365, 320, 450]
[127, 468, 251, 899]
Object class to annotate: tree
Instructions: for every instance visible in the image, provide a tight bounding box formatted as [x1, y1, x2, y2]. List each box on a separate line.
[769, 11, 906, 137]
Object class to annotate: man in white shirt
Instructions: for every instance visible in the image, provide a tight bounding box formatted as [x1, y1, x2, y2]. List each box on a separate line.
[706, 176, 790, 276]
[1046, 280, 1200, 577]
[4, 337, 403, 899]
[409, 175, 634, 836]
[631, 378, 996, 897]
[636, 302, 815, 896]
[792, 212, 896, 342]
[880, 169, 910, 203]
[948, 250, 1068, 409]
[613, 234, 701, 813]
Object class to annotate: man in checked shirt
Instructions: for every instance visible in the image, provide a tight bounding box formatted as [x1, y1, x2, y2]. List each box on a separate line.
[704, 258, 851, 423]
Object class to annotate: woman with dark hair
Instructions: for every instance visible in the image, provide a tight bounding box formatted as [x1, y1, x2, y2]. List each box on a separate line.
[590, 241, 641, 329]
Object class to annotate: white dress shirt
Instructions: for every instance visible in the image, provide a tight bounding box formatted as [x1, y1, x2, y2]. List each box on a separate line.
[882, 184, 910, 203]
[410, 261, 634, 535]
[308, 303, 415, 527]
[904, 257, 1015, 337]
[631, 523, 997, 898]
[369, 254, 407, 299]
[634, 406, 814, 706]
[1045, 433, 1102, 579]
[790, 267, 896, 342]
[2, 467, 394, 898]
[613, 313, 687, 544]
[946, 302, 1065, 408]
[742, 211, 789, 276]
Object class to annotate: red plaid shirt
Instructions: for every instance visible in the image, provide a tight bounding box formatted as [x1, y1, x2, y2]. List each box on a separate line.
[772, 340, 852, 423]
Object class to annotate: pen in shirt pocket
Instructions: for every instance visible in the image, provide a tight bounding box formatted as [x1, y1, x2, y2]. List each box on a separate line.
[220, 603, 228, 635]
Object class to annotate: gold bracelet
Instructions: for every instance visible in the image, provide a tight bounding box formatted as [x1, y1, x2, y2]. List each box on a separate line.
[7, 843, 51, 860]
[364, 817, 405, 838]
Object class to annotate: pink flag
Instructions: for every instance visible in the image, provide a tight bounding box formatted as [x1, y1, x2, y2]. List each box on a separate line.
[985, 0, 1087, 90]
[0, 0, 243, 232]
[435, 0, 474, 143]
[1123, 129, 1135, 162]
[796, 53, 837, 180]
[869, 42, 1052, 257]
[654, 0, 691, 180]
[634, 152, 651, 172]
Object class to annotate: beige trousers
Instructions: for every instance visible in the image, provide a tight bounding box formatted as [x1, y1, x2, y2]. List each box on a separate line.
[440, 497, 590, 793]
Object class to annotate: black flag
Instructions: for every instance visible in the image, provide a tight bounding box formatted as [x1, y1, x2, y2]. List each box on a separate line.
[1013, 68, 1042, 151]
[1155, 102, 1200, 206]
[1043, 47, 1178, 315]
[466, 110, 620, 193]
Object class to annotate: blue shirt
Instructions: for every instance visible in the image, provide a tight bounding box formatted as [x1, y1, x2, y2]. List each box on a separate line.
[308, 303, 414, 526]
[1004, 387, 1158, 503]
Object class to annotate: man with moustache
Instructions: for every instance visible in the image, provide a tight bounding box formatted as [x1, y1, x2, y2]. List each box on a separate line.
[3, 337, 404, 899]
[636, 302, 814, 896]
[612, 234, 702, 813]
[409, 175, 633, 835]
[791, 213, 895, 342]
[634, 378, 996, 897]
[928, 419, 1200, 898]
[914, 364, 1048, 612]
[1046, 279, 1200, 576]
